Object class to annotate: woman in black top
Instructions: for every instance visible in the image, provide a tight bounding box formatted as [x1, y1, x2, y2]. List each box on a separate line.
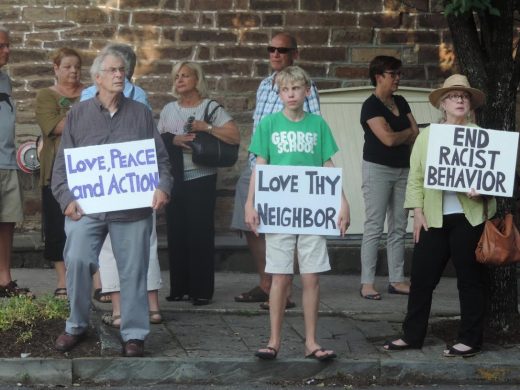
[359, 56, 419, 300]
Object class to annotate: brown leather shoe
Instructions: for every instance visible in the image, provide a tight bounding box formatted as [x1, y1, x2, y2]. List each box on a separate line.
[122, 339, 144, 357]
[55, 332, 86, 352]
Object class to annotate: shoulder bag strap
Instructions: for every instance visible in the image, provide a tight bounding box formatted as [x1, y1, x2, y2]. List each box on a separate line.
[203, 99, 223, 124]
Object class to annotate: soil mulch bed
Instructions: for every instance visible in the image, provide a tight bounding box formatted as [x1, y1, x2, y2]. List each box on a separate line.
[0, 318, 112, 358]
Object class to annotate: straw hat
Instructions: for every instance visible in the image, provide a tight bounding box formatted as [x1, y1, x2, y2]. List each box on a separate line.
[428, 74, 485, 109]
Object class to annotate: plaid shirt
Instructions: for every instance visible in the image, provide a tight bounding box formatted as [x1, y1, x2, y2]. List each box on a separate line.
[249, 72, 320, 166]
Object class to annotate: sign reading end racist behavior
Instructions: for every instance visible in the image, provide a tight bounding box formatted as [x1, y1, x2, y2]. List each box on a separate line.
[64, 139, 158, 214]
[425, 124, 519, 197]
[255, 165, 342, 236]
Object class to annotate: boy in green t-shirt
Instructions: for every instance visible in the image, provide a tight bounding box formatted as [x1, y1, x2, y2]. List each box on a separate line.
[245, 66, 350, 361]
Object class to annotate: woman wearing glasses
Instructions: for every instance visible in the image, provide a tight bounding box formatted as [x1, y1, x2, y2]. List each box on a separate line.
[359, 56, 419, 300]
[384, 74, 495, 357]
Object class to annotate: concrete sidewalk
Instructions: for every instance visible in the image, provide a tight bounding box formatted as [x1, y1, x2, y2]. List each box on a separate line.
[3, 268, 520, 386]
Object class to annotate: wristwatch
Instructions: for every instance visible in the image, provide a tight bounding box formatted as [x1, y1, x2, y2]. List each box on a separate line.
[207, 124, 213, 134]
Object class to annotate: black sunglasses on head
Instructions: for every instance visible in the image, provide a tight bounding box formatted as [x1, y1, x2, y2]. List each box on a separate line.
[267, 46, 295, 54]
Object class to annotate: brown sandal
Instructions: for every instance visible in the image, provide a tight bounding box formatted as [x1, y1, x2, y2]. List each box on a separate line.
[0, 281, 34, 298]
[234, 286, 269, 303]
[93, 288, 112, 303]
[101, 313, 121, 328]
[54, 288, 68, 300]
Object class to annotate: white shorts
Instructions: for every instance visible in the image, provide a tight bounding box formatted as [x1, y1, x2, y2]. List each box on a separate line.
[265, 233, 330, 274]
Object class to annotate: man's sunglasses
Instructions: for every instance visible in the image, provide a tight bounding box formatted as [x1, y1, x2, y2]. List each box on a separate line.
[267, 46, 295, 54]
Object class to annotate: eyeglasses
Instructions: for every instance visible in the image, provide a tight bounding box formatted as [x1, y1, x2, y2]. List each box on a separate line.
[100, 66, 126, 75]
[0, 43, 9, 50]
[267, 46, 295, 54]
[383, 71, 401, 79]
[445, 93, 471, 102]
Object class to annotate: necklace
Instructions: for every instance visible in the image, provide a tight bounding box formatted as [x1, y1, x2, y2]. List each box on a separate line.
[374, 93, 395, 111]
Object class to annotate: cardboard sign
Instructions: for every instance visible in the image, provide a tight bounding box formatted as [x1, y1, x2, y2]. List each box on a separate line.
[255, 165, 342, 235]
[425, 124, 518, 197]
[64, 139, 158, 214]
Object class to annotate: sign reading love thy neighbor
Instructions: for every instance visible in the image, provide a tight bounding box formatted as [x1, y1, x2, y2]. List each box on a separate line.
[64, 139, 158, 214]
[425, 124, 518, 197]
[255, 165, 342, 235]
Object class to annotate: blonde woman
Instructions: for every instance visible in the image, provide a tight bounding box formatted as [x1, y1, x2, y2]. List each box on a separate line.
[159, 62, 239, 305]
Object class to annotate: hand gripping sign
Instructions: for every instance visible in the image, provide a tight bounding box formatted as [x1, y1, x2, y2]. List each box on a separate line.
[64, 139, 158, 214]
[425, 124, 519, 197]
[255, 165, 343, 236]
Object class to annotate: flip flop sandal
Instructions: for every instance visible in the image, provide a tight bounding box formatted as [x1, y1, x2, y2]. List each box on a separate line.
[388, 284, 409, 295]
[359, 288, 381, 300]
[255, 346, 278, 360]
[234, 286, 269, 303]
[53, 288, 68, 300]
[0, 281, 35, 299]
[149, 310, 163, 324]
[93, 288, 112, 303]
[102, 313, 121, 328]
[305, 347, 337, 361]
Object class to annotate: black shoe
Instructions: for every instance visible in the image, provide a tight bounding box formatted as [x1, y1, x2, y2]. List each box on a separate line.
[444, 345, 480, 358]
[166, 294, 190, 302]
[383, 339, 420, 351]
[192, 298, 211, 306]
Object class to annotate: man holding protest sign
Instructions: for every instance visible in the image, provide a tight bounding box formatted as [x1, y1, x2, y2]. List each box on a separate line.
[384, 74, 497, 358]
[52, 49, 172, 357]
[232, 32, 320, 309]
[81, 43, 164, 328]
[245, 66, 350, 361]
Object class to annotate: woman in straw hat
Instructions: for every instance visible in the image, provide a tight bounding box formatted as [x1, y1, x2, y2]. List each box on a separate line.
[359, 56, 419, 300]
[383, 74, 496, 357]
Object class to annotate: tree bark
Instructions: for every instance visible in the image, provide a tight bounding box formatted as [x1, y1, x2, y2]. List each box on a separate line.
[444, 0, 519, 331]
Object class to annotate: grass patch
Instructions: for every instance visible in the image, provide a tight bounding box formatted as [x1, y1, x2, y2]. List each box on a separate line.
[0, 295, 69, 344]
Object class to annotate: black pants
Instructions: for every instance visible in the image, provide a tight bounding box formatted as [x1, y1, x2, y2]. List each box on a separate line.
[41, 186, 66, 261]
[402, 213, 486, 348]
[166, 174, 217, 300]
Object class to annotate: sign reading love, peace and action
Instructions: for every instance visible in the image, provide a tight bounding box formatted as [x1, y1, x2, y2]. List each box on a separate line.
[64, 139, 158, 214]
[425, 124, 519, 197]
[254, 165, 342, 235]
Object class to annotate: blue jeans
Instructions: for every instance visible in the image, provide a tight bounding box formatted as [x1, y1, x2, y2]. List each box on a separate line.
[64, 214, 152, 341]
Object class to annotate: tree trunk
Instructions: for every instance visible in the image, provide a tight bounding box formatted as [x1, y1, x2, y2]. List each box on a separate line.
[444, 0, 519, 331]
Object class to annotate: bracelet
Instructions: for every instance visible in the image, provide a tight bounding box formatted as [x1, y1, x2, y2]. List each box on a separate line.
[207, 124, 213, 134]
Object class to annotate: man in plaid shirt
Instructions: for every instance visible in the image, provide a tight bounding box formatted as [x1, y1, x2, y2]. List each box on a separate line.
[232, 32, 320, 309]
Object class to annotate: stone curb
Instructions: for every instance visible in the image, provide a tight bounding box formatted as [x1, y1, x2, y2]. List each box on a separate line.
[3, 357, 520, 386]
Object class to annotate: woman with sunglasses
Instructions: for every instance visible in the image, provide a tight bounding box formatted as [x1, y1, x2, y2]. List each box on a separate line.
[384, 74, 495, 357]
[359, 55, 419, 300]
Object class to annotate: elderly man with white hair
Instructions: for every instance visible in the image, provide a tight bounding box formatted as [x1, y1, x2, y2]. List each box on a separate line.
[51, 49, 172, 357]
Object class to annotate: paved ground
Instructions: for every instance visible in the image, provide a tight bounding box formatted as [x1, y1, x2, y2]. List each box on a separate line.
[4, 268, 520, 387]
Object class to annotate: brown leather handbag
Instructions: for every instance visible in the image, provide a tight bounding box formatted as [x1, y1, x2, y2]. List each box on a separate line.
[475, 199, 520, 265]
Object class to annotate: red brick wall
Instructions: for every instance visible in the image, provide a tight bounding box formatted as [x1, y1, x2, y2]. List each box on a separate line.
[2, 0, 454, 231]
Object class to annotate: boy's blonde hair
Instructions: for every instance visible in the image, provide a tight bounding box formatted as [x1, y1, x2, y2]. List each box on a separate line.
[276, 65, 311, 89]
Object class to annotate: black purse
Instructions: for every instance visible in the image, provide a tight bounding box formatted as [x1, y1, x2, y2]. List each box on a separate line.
[187, 100, 239, 168]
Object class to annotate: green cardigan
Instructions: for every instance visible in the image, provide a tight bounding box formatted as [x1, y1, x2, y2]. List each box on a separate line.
[404, 125, 496, 228]
[35, 88, 79, 187]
